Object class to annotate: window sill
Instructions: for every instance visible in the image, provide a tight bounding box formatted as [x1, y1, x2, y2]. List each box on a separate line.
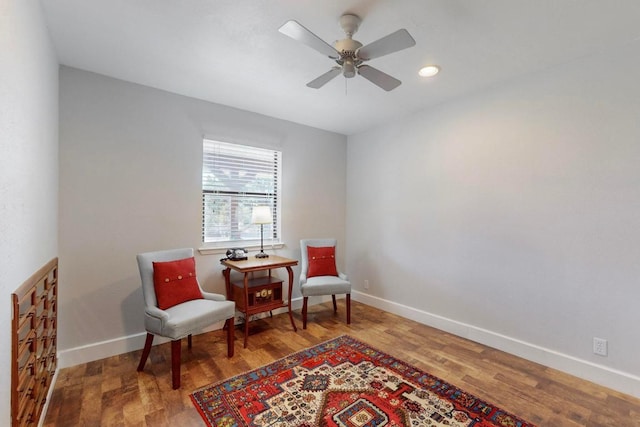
[198, 242, 285, 256]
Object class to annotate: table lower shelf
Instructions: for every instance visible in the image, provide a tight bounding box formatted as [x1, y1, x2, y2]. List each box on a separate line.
[240, 301, 286, 317]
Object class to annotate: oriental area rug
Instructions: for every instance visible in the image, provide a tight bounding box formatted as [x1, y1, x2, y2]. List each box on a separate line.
[190, 335, 535, 427]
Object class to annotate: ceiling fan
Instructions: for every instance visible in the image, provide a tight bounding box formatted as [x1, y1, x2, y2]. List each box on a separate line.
[278, 14, 416, 91]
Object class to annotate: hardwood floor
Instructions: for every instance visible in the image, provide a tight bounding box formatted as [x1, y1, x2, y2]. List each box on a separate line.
[44, 301, 640, 426]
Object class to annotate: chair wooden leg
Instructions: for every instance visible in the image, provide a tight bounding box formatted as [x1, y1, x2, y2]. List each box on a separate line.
[302, 297, 308, 329]
[332, 295, 337, 313]
[346, 294, 351, 325]
[187, 334, 192, 349]
[171, 339, 181, 389]
[226, 318, 234, 357]
[137, 333, 154, 372]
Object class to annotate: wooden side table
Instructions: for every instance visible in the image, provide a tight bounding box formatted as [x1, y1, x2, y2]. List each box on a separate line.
[221, 255, 298, 348]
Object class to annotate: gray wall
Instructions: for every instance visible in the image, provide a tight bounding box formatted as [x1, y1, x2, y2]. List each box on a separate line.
[347, 41, 640, 396]
[58, 67, 347, 365]
[0, 0, 59, 421]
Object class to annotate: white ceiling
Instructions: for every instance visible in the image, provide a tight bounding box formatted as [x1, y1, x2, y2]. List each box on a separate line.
[40, 0, 640, 135]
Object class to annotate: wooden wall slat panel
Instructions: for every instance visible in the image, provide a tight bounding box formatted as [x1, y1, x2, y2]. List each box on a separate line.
[11, 258, 58, 427]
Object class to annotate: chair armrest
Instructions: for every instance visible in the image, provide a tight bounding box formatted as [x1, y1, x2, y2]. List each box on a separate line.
[202, 291, 227, 302]
[145, 305, 169, 321]
[339, 272, 348, 281]
[299, 274, 307, 286]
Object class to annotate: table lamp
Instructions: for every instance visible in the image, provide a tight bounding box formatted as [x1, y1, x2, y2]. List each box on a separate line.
[251, 206, 272, 258]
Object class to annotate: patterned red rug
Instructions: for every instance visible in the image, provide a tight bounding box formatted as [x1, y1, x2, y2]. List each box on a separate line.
[190, 335, 535, 426]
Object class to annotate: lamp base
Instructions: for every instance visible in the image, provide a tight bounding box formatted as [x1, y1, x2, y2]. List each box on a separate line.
[255, 252, 269, 258]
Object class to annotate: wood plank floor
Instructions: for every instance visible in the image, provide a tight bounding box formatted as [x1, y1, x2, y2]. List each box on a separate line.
[44, 301, 640, 426]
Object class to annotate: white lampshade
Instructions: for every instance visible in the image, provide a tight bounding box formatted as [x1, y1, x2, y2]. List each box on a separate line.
[251, 206, 272, 224]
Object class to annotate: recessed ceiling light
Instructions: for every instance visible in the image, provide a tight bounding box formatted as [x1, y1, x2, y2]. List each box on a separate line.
[419, 65, 440, 77]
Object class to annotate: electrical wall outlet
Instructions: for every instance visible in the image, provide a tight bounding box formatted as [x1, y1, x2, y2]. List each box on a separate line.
[363, 279, 369, 290]
[593, 337, 608, 356]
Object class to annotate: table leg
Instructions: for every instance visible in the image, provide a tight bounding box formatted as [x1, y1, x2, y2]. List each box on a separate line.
[223, 268, 231, 299]
[243, 273, 250, 348]
[286, 266, 297, 332]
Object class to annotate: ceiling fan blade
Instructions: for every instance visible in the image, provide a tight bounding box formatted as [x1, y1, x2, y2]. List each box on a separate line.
[357, 29, 416, 61]
[278, 20, 339, 59]
[358, 65, 401, 91]
[307, 67, 342, 89]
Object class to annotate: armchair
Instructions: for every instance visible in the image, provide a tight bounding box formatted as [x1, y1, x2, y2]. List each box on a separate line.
[136, 248, 235, 389]
[299, 239, 351, 329]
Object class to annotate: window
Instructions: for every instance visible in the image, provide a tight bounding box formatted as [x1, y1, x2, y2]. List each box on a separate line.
[202, 139, 281, 246]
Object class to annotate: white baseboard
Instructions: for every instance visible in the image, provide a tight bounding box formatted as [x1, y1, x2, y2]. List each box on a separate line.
[59, 292, 639, 398]
[352, 290, 640, 399]
[57, 296, 327, 369]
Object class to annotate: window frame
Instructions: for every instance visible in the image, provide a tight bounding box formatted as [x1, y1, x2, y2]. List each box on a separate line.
[200, 139, 282, 253]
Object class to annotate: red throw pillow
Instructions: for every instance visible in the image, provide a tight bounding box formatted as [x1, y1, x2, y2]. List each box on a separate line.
[307, 246, 338, 278]
[152, 257, 203, 309]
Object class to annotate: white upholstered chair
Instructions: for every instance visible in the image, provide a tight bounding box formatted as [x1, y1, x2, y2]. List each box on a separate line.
[136, 248, 235, 389]
[299, 239, 351, 329]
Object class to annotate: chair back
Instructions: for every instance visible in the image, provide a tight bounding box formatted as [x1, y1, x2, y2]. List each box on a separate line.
[300, 238, 337, 277]
[136, 248, 195, 310]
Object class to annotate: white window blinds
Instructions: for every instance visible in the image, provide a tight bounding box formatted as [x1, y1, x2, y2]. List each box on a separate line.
[202, 139, 281, 245]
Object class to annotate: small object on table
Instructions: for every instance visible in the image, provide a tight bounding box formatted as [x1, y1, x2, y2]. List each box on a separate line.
[251, 206, 272, 258]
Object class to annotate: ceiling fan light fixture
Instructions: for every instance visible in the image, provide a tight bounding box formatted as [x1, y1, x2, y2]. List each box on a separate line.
[419, 65, 440, 77]
[343, 58, 356, 78]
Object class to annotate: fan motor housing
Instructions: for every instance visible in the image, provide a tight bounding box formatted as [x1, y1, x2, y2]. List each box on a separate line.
[334, 38, 363, 54]
[334, 39, 363, 78]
